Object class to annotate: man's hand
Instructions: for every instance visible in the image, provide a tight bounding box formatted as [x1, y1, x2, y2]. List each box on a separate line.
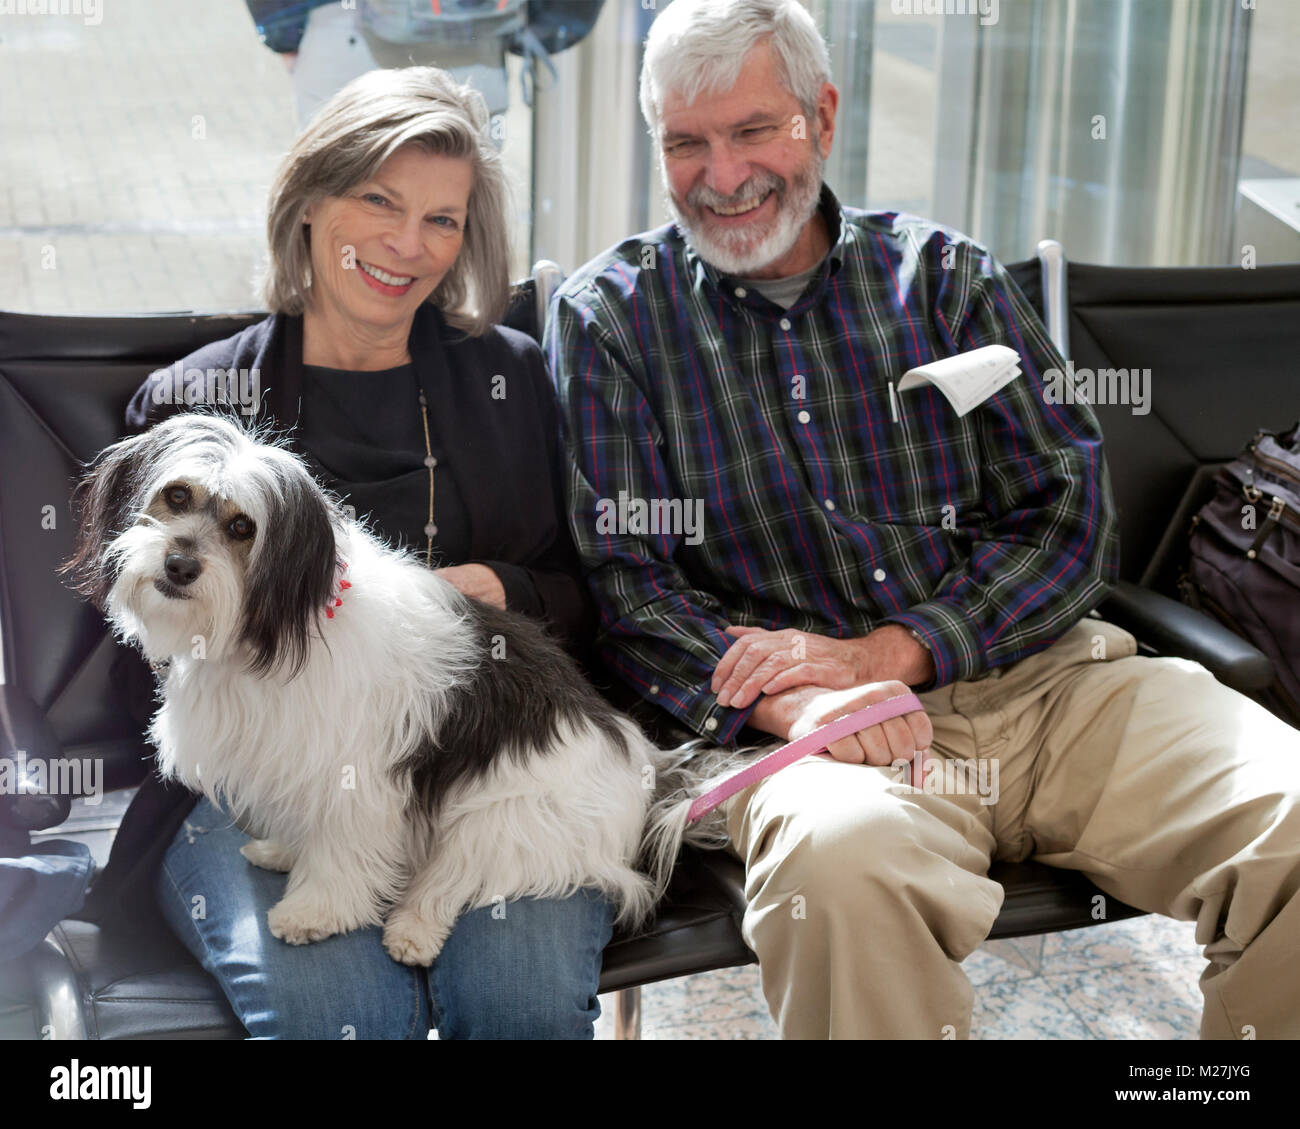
[711, 623, 934, 709]
[746, 680, 932, 767]
[433, 563, 507, 609]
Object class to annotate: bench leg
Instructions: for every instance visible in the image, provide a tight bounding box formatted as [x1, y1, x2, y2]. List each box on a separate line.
[613, 986, 641, 1039]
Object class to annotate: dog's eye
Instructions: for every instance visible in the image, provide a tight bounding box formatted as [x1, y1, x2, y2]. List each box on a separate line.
[164, 485, 190, 509]
[228, 514, 255, 541]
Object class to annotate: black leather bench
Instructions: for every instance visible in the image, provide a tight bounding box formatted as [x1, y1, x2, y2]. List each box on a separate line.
[3, 250, 1292, 1039]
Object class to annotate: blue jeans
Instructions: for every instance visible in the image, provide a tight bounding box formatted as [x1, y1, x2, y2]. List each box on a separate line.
[155, 797, 613, 1039]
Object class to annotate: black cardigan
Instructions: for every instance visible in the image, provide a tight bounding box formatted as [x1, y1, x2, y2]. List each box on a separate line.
[79, 303, 600, 940]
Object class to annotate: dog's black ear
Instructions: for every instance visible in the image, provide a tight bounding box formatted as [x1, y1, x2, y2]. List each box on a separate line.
[240, 464, 338, 678]
[59, 430, 157, 608]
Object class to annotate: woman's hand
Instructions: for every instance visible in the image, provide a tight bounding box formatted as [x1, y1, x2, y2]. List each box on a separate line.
[433, 563, 507, 610]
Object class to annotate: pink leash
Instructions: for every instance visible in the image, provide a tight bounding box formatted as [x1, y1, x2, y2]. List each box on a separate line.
[686, 693, 927, 823]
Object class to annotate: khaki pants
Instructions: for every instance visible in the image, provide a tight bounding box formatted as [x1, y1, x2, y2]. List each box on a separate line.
[721, 618, 1300, 1039]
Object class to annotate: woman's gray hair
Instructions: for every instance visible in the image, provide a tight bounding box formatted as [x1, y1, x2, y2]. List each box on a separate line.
[639, 0, 830, 136]
[261, 66, 511, 336]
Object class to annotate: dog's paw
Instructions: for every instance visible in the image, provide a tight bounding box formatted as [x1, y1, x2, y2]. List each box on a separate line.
[382, 911, 449, 967]
[240, 839, 295, 872]
[267, 898, 343, 945]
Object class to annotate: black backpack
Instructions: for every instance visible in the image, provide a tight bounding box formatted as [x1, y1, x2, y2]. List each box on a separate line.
[1180, 424, 1300, 727]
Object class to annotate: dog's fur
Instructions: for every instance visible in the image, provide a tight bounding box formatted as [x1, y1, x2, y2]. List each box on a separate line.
[63, 412, 737, 965]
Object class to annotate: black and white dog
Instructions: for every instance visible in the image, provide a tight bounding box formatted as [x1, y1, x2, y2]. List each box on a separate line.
[63, 412, 732, 965]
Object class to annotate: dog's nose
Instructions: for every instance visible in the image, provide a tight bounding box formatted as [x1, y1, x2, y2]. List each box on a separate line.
[164, 552, 202, 586]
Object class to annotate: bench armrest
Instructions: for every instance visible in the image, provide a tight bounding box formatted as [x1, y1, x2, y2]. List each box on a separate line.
[1098, 580, 1274, 693]
[1, 682, 73, 832]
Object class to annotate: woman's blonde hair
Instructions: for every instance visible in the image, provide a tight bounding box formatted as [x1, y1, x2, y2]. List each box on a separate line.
[261, 66, 511, 336]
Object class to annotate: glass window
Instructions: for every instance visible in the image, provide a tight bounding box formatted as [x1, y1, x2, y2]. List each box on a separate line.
[0, 0, 537, 315]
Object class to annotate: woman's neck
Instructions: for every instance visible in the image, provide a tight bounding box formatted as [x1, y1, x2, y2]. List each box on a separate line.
[301, 304, 412, 371]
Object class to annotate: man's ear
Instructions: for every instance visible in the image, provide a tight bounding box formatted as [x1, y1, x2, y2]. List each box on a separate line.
[816, 81, 839, 159]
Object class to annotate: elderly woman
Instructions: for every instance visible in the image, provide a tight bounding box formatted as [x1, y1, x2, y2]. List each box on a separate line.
[84, 67, 612, 1039]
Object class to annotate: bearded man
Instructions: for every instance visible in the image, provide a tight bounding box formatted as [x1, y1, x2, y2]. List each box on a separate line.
[545, 0, 1300, 1040]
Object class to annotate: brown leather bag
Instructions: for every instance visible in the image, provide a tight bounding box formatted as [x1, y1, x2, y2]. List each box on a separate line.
[1180, 424, 1300, 728]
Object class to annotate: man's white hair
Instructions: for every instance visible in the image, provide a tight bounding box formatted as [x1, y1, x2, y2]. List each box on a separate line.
[639, 0, 831, 136]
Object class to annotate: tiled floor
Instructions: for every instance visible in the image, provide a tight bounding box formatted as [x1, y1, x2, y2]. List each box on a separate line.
[595, 913, 1206, 1039]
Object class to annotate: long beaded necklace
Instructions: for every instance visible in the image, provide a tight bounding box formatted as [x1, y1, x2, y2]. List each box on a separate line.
[418, 389, 437, 565]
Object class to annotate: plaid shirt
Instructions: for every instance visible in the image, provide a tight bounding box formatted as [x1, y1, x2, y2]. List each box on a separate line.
[545, 185, 1119, 744]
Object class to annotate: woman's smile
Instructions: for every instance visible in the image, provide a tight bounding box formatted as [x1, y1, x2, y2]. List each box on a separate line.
[357, 259, 417, 296]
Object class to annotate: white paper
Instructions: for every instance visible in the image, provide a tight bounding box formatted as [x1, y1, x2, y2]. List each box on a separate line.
[895, 344, 1022, 417]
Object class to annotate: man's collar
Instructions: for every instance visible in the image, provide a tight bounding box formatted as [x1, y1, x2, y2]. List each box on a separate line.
[680, 182, 847, 293]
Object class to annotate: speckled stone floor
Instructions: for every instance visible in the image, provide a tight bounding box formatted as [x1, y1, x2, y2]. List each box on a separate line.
[595, 912, 1207, 1039]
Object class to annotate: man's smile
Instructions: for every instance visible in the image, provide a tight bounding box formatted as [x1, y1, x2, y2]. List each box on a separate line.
[701, 189, 777, 226]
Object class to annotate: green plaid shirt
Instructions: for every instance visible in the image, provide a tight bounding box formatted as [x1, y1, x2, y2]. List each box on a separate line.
[545, 185, 1119, 744]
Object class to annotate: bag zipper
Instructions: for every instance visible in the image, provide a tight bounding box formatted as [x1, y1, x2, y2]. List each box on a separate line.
[1229, 442, 1300, 537]
[1244, 438, 1300, 495]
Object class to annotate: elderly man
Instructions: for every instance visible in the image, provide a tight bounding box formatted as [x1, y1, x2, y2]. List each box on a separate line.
[544, 0, 1300, 1039]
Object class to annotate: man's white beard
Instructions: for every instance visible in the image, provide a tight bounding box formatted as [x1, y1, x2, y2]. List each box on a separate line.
[666, 151, 825, 278]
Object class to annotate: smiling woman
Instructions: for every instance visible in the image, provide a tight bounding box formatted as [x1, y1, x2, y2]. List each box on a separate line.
[301, 146, 474, 370]
[81, 65, 618, 1041]
[261, 65, 511, 338]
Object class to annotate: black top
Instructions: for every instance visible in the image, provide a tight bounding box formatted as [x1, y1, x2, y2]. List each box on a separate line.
[81, 303, 608, 944]
[120, 305, 594, 636]
[298, 361, 468, 562]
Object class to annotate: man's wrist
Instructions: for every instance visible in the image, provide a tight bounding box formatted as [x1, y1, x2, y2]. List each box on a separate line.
[857, 624, 935, 687]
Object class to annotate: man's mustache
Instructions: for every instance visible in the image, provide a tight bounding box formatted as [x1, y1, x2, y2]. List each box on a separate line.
[687, 174, 785, 211]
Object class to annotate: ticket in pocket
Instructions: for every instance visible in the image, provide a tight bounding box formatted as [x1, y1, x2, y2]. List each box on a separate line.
[894, 345, 1022, 417]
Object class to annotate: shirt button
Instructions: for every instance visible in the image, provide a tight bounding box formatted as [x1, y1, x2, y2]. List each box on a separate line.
[824, 498, 836, 511]
[649, 684, 659, 695]
[704, 717, 719, 732]
[424, 522, 438, 538]
[424, 455, 438, 468]
[873, 568, 887, 582]
[797, 409, 811, 424]
[779, 318, 791, 331]
[734, 287, 747, 299]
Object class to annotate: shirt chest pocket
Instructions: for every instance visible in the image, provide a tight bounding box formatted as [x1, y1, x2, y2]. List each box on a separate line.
[840, 396, 988, 529]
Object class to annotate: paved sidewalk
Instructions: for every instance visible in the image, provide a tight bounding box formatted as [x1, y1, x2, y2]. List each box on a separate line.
[1, 0, 298, 313]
